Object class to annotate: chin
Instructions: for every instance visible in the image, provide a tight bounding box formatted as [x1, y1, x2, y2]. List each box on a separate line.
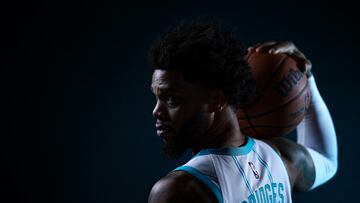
[161, 128, 200, 158]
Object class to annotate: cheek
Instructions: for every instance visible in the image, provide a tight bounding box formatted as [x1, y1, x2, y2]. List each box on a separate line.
[167, 108, 189, 126]
[170, 105, 213, 132]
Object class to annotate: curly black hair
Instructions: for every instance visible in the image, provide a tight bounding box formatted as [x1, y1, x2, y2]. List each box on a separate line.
[148, 18, 257, 110]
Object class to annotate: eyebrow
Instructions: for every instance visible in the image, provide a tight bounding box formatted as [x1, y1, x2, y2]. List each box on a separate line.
[149, 85, 184, 93]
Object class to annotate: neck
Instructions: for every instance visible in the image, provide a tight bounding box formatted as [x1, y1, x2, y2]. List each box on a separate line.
[191, 106, 246, 155]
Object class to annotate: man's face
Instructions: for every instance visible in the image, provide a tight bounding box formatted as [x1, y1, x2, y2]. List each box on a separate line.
[150, 70, 214, 158]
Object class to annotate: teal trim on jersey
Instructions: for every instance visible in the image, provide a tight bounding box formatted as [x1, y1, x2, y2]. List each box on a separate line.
[253, 148, 274, 184]
[196, 137, 254, 156]
[173, 166, 223, 203]
[232, 156, 254, 195]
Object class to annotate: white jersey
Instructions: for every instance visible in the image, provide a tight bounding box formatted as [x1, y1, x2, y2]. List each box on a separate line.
[173, 137, 292, 203]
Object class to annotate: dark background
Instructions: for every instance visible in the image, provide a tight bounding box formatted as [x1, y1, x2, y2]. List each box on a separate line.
[3, 0, 359, 202]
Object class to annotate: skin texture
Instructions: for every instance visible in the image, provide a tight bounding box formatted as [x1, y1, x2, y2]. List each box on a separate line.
[148, 42, 316, 203]
[263, 137, 315, 192]
[148, 171, 218, 203]
[150, 70, 245, 157]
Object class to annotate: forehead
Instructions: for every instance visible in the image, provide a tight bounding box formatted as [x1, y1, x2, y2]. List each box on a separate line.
[151, 69, 193, 92]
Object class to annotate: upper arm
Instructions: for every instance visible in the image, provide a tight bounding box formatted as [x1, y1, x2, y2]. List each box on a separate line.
[148, 171, 217, 203]
[263, 137, 316, 192]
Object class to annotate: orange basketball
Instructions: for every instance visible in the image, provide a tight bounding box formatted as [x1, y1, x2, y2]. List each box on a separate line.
[237, 52, 311, 138]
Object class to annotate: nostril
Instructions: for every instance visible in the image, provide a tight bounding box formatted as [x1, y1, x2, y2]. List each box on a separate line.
[153, 109, 164, 120]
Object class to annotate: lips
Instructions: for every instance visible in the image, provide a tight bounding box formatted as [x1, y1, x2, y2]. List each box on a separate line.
[156, 129, 171, 138]
[155, 124, 173, 138]
[156, 125, 172, 131]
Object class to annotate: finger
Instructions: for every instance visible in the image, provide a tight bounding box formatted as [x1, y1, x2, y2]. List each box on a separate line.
[269, 42, 312, 73]
[268, 41, 296, 53]
[291, 54, 312, 73]
[248, 43, 262, 54]
[268, 42, 294, 54]
[304, 59, 312, 73]
[255, 41, 277, 53]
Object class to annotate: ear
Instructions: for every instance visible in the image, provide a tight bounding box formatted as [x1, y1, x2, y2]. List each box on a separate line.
[208, 89, 226, 113]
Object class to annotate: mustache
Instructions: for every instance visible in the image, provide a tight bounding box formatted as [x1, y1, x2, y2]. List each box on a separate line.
[155, 122, 173, 130]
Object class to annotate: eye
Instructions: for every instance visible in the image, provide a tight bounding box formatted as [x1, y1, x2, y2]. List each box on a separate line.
[165, 95, 181, 106]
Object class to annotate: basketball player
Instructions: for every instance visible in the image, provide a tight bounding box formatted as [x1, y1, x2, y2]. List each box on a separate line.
[148, 20, 337, 203]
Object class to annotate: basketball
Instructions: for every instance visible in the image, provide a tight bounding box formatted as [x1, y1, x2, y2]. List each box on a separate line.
[237, 52, 311, 138]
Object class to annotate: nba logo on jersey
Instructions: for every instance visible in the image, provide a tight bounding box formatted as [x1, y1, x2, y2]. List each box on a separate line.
[248, 162, 260, 179]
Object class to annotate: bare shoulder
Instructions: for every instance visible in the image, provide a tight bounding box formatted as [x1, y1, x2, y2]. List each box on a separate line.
[261, 137, 315, 192]
[148, 170, 217, 203]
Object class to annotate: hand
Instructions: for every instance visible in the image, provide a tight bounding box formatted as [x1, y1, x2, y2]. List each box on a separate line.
[248, 41, 312, 77]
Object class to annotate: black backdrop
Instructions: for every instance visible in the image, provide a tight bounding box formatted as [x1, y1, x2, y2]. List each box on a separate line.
[4, 0, 359, 202]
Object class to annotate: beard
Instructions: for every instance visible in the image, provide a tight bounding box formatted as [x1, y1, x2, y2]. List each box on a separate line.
[162, 110, 208, 158]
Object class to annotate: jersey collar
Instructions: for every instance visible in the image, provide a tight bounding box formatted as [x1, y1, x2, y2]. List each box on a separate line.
[195, 137, 255, 156]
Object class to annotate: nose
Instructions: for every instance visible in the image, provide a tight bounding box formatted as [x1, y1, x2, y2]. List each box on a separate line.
[152, 101, 167, 120]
